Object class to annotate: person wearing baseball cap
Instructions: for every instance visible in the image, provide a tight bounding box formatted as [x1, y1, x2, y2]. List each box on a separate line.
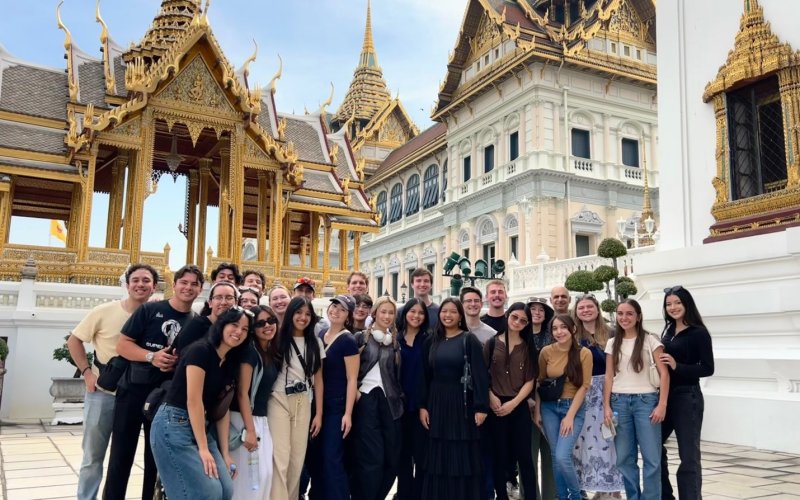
[294, 277, 316, 299]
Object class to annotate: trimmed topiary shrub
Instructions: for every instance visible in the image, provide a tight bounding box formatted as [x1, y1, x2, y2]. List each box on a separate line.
[565, 270, 603, 294]
[597, 238, 628, 259]
[616, 280, 638, 298]
[601, 299, 617, 314]
[594, 265, 619, 284]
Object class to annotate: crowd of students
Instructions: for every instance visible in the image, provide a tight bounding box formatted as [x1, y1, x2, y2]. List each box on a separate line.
[68, 263, 714, 500]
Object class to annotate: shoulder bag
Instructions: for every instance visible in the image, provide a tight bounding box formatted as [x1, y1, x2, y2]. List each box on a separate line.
[647, 334, 661, 389]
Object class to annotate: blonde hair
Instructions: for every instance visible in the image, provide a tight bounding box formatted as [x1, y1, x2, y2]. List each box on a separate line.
[369, 295, 400, 363]
[268, 284, 290, 299]
[572, 294, 609, 348]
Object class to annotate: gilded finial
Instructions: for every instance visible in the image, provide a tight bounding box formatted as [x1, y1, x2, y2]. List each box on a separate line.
[266, 54, 283, 94]
[239, 39, 258, 88]
[329, 142, 339, 164]
[342, 107, 357, 139]
[319, 82, 334, 116]
[277, 117, 287, 141]
[57, 1, 79, 102]
[96, 0, 116, 94]
[201, 0, 211, 26]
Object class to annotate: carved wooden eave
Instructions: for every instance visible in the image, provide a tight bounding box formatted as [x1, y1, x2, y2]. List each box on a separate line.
[432, 0, 656, 121]
[702, 0, 800, 242]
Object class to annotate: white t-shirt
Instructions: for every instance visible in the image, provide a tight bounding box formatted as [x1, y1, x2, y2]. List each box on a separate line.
[605, 334, 662, 394]
[360, 363, 384, 395]
[273, 336, 326, 394]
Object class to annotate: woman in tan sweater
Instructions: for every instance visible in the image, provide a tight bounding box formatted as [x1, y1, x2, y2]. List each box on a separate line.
[534, 314, 592, 500]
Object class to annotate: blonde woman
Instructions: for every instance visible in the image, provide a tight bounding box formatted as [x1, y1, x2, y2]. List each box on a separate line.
[352, 295, 405, 500]
[572, 294, 623, 498]
[267, 285, 291, 325]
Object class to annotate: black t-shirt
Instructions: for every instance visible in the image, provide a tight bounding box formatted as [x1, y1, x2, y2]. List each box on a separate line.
[321, 332, 359, 401]
[174, 315, 212, 354]
[165, 341, 237, 412]
[229, 344, 279, 417]
[481, 313, 506, 333]
[662, 324, 714, 388]
[121, 300, 194, 352]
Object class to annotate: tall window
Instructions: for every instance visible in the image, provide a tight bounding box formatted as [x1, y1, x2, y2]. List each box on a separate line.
[391, 273, 399, 300]
[484, 145, 495, 173]
[463, 156, 472, 182]
[482, 243, 496, 270]
[376, 276, 384, 296]
[376, 191, 387, 227]
[727, 76, 787, 199]
[405, 174, 420, 215]
[422, 164, 439, 208]
[509, 131, 519, 161]
[575, 234, 590, 257]
[389, 183, 403, 223]
[441, 160, 448, 202]
[621, 138, 640, 167]
[509, 235, 518, 259]
[571, 128, 591, 159]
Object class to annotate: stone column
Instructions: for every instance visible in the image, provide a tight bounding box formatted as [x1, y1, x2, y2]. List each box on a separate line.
[257, 171, 269, 261]
[196, 159, 211, 271]
[77, 145, 99, 261]
[105, 153, 127, 249]
[218, 137, 231, 259]
[185, 170, 199, 264]
[339, 229, 347, 271]
[353, 232, 361, 271]
[127, 108, 154, 262]
[0, 177, 11, 249]
[310, 213, 319, 269]
[322, 219, 332, 284]
[229, 124, 245, 265]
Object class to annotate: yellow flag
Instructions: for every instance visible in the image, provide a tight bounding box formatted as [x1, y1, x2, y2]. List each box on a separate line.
[50, 220, 67, 243]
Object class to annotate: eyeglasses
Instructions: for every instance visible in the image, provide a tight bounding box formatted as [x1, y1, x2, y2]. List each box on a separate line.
[232, 305, 255, 317]
[211, 295, 237, 302]
[663, 285, 684, 294]
[255, 317, 279, 328]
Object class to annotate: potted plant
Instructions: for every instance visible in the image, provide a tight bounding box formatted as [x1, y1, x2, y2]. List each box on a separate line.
[50, 334, 90, 424]
[0, 337, 8, 406]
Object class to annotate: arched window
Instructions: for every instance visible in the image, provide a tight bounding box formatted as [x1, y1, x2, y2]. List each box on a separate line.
[441, 160, 448, 203]
[405, 174, 420, 215]
[377, 191, 387, 227]
[423, 164, 439, 209]
[389, 183, 403, 223]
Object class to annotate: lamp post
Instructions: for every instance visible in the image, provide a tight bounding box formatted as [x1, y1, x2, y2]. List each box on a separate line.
[442, 251, 506, 296]
[617, 216, 656, 248]
[400, 282, 407, 302]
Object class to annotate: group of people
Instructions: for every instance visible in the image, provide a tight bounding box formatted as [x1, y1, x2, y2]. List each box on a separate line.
[68, 262, 714, 500]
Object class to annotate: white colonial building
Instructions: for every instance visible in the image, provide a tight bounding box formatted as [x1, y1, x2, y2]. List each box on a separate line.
[634, 0, 800, 454]
[359, 0, 660, 300]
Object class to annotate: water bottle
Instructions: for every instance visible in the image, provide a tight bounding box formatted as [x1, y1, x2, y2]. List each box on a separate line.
[248, 450, 259, 491]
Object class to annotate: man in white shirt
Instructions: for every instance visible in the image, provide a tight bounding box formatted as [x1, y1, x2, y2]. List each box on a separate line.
[459, 286, 496, 344]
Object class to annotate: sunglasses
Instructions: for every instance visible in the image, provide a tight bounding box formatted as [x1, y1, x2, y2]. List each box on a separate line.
[663, 285, 684, 294]
[576, 293, 596, 301]
[527, 297, 548, 305]
[232, 305, 255, 317]
[254, 317, 279, 328]
[238, 287, 262, 297]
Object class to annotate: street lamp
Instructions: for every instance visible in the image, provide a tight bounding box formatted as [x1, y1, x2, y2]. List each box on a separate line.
[442, 252, 505, 296]
[400, 282, 407, 302]
[617, 216, 656, 248]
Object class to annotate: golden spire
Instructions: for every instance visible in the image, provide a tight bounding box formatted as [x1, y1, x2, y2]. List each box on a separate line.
[639, 139, 656, 244]
[266, 54, 283, 94]
[334, 0, 391, 125]
[56, 1, 79, 102]
[123, 0, 201, 63]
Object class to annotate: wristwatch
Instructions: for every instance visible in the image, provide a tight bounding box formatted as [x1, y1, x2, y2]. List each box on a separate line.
[145, 352, 155, 364]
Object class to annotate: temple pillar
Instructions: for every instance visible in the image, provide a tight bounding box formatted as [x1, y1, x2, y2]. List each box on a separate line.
[339, 229, 347, 271]
[257, 172, 269, 261]
[310, 213, 319, 269]
[283, 210, 291, 266]
[0, 177, 12, 249]
[322, 218, 331, 284]
[300, 236, 309, 267]
[230, 124, 245, 265]
[127, 108, 154, 262]
[270, 174, 284, 276]
[185, 170, 199, 264]
[77, 146, 99, 261]
[67, 184, 82, 249]
[353, 232, 361, 271]
[105, 153, 127, 249]
[779, 67, 800, 188]
[196, 159, 211, 271]
[218, 137, 231, 259]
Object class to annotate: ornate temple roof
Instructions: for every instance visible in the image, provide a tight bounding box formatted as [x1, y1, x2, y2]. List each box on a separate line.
[333, 0, 392, 125]
[123, 0, 201, 63]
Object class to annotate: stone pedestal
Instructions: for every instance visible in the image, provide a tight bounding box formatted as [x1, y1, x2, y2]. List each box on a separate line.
[49, 377, 85, 425]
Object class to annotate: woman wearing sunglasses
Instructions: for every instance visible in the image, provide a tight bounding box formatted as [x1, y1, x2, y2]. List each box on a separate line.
[150, 307, 252, 500]
[572, 294, 623, 498]
[229, 306, 280, 499]
[659, 286, 714, 500]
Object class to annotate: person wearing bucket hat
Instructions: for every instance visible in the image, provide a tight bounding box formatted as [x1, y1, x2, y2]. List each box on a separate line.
[526, 296, 556, 500]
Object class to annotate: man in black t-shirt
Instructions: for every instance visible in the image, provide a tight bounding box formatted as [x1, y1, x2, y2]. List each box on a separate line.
[481, 279, 508, 333]
[103, 265, 203, 500]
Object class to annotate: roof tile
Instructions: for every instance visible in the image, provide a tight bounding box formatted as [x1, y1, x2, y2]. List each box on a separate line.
[0, 64, 68, 120]
[0, 122, 66, 155]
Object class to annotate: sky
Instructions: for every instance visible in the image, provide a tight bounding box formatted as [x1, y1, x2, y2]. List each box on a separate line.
[0, 0, 464, 269]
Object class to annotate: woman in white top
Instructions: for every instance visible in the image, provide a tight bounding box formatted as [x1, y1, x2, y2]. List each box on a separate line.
[603, 299, 669, 500]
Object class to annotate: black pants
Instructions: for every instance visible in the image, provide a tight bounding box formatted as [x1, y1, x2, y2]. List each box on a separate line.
[661, 385, 704, 500]
[309, 397, 350, 500]
[103, 383, 157, 500]
[352, 388, 401, 500]
[489, 397, 537, 500]
[396, 409, 427, 500]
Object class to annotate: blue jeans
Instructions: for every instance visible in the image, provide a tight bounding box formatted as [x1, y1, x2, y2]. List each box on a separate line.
[611, 393, 661, 500]
[77, 389, 115, 500]
[150, 404, 233, 500]
[540, 399, 586, 500]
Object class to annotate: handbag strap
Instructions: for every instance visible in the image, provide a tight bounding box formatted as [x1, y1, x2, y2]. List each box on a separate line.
[290, 338, 310, 380]
[249, 352, 263, 411]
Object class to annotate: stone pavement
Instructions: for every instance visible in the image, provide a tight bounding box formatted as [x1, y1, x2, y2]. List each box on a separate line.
[0, 421, 799, 499]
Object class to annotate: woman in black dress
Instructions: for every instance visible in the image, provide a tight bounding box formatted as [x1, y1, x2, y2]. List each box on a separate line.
[419, 297, 488, 500]
[659, 286, 714, 500]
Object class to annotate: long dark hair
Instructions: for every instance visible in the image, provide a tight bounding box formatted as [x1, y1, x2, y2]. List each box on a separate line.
[276, 297, 321, 376]
[328, 300, 355, 334]
[662, 286, 706, 331]
[550, 314, 584, 387]
[613, 299, 648, 374]
[497, 302, 536, 374]
[396, 298, 431, 335]
[249, 305, 279, 366]
[429, 298, 468, 366]
[206, 307, 253, 362]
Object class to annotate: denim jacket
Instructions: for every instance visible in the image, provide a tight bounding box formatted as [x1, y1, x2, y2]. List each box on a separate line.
[355, 332, 405, 420]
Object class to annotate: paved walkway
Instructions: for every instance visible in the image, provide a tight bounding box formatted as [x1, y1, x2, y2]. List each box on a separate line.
[0, 421, 799, 499]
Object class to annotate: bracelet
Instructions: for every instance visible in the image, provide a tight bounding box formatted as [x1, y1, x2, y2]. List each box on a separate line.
[81, 366, 91, 376]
